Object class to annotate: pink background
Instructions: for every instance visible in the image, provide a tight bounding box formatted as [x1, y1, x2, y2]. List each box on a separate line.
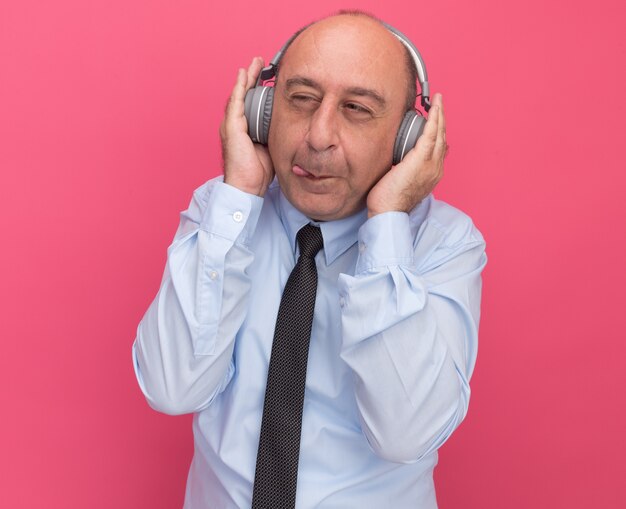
[1, 0, 625, 507]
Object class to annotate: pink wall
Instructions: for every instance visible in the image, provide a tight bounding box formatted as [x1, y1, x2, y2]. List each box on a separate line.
[1, 0, 624, 507]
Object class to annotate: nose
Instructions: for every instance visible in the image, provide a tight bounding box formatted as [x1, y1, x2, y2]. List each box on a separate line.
[305, 100, 339, 153]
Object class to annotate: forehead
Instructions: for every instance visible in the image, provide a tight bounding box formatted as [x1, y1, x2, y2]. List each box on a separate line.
[278, 16, 408, 100]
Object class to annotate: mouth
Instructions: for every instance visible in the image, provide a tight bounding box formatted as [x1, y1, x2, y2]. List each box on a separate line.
[292, 165, 332, 180]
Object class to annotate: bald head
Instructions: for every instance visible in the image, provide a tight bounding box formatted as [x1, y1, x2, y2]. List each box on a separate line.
[277, 12, 418, 112]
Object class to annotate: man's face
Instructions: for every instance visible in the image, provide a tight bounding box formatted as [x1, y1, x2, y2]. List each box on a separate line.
[267, 16, 410, 221]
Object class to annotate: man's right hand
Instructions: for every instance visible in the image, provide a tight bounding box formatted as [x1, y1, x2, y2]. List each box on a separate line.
[220, 57, 274, 197]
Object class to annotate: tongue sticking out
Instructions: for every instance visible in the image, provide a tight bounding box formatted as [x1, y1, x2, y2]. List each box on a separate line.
[293, 165, 312, 177]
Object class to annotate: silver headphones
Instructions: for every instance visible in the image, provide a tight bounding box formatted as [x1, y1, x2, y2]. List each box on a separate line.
[244, 22, 431, 165]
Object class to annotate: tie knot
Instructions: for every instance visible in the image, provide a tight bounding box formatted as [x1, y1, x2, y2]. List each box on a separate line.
[297, 224, 324, 259]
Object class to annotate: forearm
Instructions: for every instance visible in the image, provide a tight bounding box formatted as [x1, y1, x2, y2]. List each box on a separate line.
[133, 179, 263, 415]
[338, 211, 486, 463]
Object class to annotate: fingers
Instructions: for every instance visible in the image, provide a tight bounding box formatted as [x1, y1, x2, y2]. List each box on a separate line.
[415, 93, 448, 162]
[246, 56, 264, 89]
[223, 57, 265, 133]
[417, 96, 439, 160]
[225, 67, 247, 120]
[433, 94, 448, 159]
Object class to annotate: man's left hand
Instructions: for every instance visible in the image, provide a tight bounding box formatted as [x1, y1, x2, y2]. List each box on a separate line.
[366, 93, 448, 218]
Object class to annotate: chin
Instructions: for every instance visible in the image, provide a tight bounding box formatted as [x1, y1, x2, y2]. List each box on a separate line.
[295, 204, 335, 221]
[290, 197, 337, 221]
[295, 196, 362, 222]
[278, 173, 360, 221]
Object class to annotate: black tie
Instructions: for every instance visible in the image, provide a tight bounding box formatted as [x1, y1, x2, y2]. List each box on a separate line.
[251, 224, 324, 509]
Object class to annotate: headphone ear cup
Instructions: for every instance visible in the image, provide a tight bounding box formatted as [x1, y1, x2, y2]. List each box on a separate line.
[393, 111, 426, 165]
[244, 86, 274, 145]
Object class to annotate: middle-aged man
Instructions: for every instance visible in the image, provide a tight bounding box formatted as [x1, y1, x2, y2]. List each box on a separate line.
[133, 11, 487, 508]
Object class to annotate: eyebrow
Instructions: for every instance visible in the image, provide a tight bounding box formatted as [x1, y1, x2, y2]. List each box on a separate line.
[284, 76, 387, 108]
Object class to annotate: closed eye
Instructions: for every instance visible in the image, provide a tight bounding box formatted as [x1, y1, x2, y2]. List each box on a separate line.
[291, 94, 318, 103]
[343, 102, 373, 117]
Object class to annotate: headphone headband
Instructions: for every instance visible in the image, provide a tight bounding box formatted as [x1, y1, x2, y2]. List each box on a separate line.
[256, 20, 431, 112]
[381, 23, 430, 112]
